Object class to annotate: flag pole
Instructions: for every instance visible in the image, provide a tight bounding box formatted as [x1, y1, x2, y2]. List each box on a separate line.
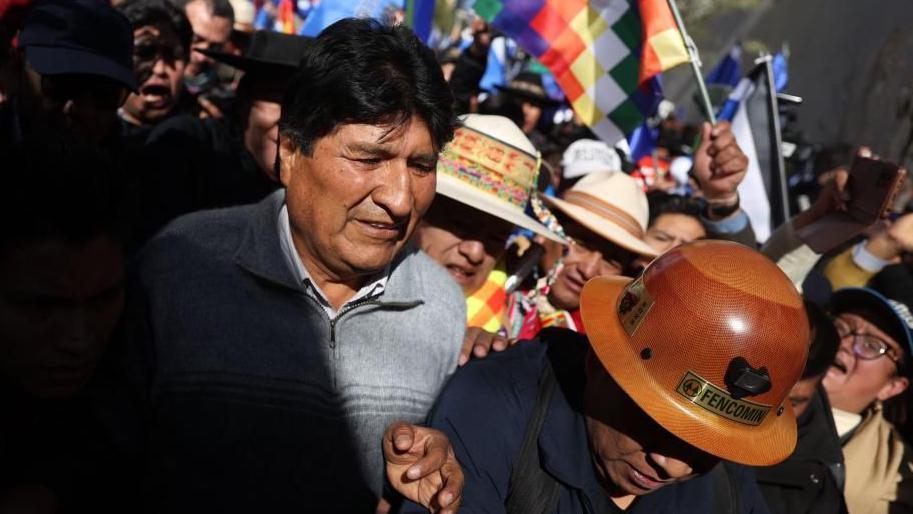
[666, 0, 716, 125]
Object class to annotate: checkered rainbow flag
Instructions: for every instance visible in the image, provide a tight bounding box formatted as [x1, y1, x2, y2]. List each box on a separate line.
[474, 0, 691, 144]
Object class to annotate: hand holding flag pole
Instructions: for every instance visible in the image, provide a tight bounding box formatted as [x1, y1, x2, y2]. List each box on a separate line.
[666, 0, 717, 125]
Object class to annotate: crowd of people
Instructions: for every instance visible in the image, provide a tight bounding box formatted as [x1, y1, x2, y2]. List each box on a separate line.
[1, 1, 912, 513]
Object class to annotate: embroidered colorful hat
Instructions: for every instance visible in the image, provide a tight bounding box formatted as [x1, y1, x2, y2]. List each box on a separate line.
[436, 114, 564, 243]
[580, 240, 810, 466]
[543, 171, 659, 257]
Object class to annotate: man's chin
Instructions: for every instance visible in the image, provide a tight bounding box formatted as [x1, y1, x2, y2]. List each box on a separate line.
[344, 245, 404, 275]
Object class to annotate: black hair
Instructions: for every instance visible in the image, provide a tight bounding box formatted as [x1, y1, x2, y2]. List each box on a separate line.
[478, 93, 524, 129]
[119, 0, 193, 53]
[0, 133, 127, 254]
[170, 0, 234, 21]
[646, 192, 703, 225]
[279, 18, 455, 156]
[803, 299, 840, 379]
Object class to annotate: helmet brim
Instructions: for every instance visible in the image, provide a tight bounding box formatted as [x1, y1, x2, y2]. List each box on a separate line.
[580, 275, 798, 467]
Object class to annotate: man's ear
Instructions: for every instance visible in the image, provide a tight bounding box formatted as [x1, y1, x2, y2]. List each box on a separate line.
[876, 375, 909, 402]
[278, 135, 300, 188]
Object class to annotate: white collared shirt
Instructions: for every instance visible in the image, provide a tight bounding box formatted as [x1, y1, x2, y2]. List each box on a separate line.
[278, 204, 388, 319]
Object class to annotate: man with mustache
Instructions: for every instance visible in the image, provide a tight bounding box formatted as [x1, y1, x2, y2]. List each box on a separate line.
[126, 18, 464, 513]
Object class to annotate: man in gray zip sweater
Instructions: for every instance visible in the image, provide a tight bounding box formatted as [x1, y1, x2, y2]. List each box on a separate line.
[126, 18, 465, 513]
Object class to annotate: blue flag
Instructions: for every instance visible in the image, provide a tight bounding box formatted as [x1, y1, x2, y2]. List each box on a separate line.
[772, 52, 788, 92]
[706, 45, 742, 87]
[628, 122, 658, 162]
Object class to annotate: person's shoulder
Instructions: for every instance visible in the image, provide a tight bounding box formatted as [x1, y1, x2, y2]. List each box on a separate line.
[440, 340, 550, 408]
[136, 198, 265, 276]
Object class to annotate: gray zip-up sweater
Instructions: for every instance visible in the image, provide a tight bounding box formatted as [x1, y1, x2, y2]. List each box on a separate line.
[126, 190, 465, 512]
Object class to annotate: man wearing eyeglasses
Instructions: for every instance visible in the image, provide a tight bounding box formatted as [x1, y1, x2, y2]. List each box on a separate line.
[3, 0, 136, 145]
[823, 286, 913, 514]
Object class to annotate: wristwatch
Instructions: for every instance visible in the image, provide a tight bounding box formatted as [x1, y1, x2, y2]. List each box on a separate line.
[705, 195, 740, 219]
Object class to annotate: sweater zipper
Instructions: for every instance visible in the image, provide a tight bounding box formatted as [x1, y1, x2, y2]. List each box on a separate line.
[328, 298, 422, 350]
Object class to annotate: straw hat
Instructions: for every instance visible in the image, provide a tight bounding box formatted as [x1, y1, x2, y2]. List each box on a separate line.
[436, 114, 564, 243]
[581, 240, 809, 466]
[543, 172, 658, 257]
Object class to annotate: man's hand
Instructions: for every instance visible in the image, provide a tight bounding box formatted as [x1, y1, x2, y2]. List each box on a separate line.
[383, 422, 463, 514]
[866, 213, 913, 261]
[887, 212, 913, 253]
[692, 121, 749, 207]
[459, 327, 517, 366]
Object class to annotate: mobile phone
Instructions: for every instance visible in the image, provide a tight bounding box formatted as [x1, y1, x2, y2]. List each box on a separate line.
[796, 156, 906, 254]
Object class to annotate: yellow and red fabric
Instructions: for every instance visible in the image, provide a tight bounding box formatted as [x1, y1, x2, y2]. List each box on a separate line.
[474, 0, 689, 144]
[466, 263, 509, 334]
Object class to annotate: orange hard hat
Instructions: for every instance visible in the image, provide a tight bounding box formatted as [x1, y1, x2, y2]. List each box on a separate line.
[580, 240, 809, 466]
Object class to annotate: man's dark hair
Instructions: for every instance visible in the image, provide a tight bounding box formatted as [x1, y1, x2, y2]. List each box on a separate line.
[646, 192, 703, 225]
[279, 18, 456, 156]
[119, 0, 193, 53]
[171, 0, 234, 22]
[803, 299, 839, 379]
[0, 133, 127, 255]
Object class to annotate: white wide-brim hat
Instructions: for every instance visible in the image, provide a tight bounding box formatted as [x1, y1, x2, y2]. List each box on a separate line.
[543, 171, 659, 257]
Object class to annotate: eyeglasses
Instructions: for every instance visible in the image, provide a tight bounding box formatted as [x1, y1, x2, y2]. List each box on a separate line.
[40, 74, 128, 110]
[835, 318, 901, 364]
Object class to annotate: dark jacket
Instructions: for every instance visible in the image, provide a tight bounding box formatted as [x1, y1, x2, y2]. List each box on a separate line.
[126, 190, 465, 512]
[132, 115, 279, 245]
[402, 329, 771, 514]
[755, 385, 848, 514]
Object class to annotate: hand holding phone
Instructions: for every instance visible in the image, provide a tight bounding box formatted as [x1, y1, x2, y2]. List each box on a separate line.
[795, 155, 906, 254]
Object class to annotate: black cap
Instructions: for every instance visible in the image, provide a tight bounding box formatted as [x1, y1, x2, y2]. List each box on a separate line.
[18, 0, 137, 91]
[496, 71, 561, 106]
[198, 30, 311, 78]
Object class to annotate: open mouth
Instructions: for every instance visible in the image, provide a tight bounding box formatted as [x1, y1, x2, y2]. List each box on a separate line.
[140, 83, 171, 108]
[829, 358, 848, 375]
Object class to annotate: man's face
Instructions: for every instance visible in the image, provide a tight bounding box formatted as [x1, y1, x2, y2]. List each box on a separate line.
[788, 374, 822, 418]
[549, 215, 635, 311]
[413, 196, 515, 295]
[822, 312, 909, 414]
[521, 101, 541, 134]
[184, 0, 232, 79]
[280, 115, 438, 281]
[636, 213, 705, 270]
[583, 352, 719, 504]
[0, 236, 124, 399]
[643, 213, 705, 254]
[242, 83, 284, 179]
[21, 63, 127, 143]
[121, 26, 186, 126]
